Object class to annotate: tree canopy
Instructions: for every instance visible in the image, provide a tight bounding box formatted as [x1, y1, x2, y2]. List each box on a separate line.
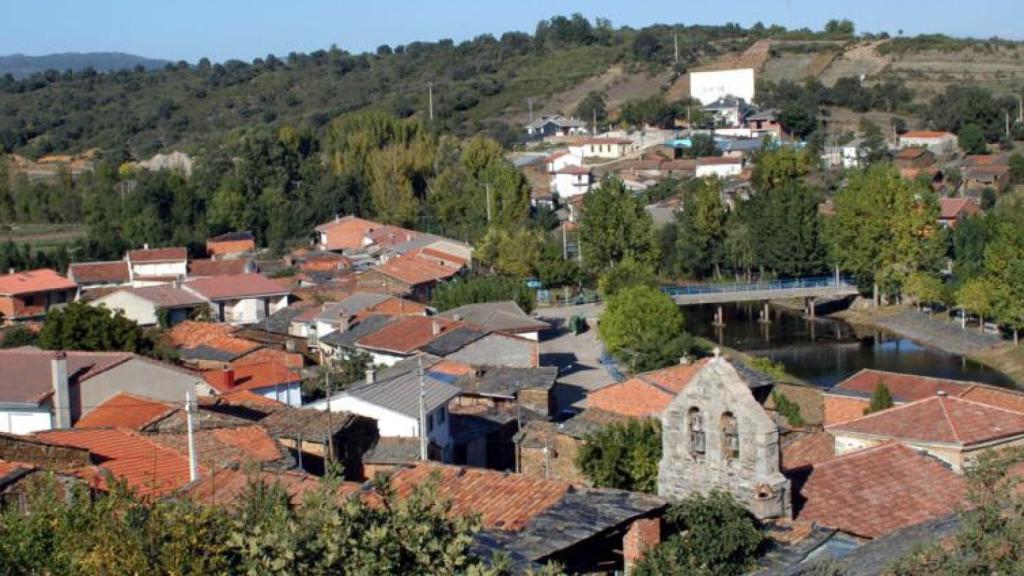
[598, 285, 692, 371]
[38, 301, 153, 353]
[576, 419, 661, 493]
[579, 177, 659, 274]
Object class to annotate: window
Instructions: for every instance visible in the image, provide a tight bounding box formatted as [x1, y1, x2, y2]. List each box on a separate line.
[427, 412, 435, 433]
[438, 407, 446, 424]
[688, 407, 705, 456]
[722, 412, 739, 460]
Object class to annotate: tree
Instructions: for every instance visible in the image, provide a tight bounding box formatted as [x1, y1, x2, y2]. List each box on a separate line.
[751, 147, 813, 192]
[632, 30, 663, 62]
[958, 123, 988, 155]
[860, 119, 890, 164]
[865, 382, 894, 414]
[598, 286, 692, 371]
[771, 390, 805, 427]
[576, 419, 661, 493]
[430, 275, 537, 313]
[634, 491, 764, 576]
[742, 180, 826, 276]
[597, 257, 657, 299]
[1010, 153, 1024, 184]
[0, 325, 38, 348]
[903, 271, 947, 311]
[824, 19, 855, 36]
[574, 91, 608, 126]
[579, 177, 659, 274]
[673, 178, 727, 279]
[957, 277, 994, 333]
[38, 302, 152, 353]
[981, 221, 1024, 343]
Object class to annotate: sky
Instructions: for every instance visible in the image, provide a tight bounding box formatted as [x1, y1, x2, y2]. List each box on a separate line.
[2, 0, 1020, 63]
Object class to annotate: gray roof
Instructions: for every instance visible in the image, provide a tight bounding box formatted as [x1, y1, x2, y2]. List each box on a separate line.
[262, 303, 316, 334]
[838, 514, 961, 576]
[746, 108, 779, 122]
[526, 115, 584, 130]
[336, 359, 461, 418]
[316, 292, 392, 322]
[178, 344, 242, 362]
[105, 285, 206, 308]
[460, 366, 558, 399]
[419, 326, 488, 356]
[362, 437, 421, 465]
[318, 315, 396, 348]
[437, 301, 548, 333]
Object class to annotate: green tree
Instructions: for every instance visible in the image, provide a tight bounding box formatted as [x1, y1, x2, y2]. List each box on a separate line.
[981, 220, 1024, 343]
[598, 285, 692, 371]
[771, 391, 805, 427]
[865, 382, 894, 414]
[860, 119, 890, 164]
[597, 257, 657, 299]
[474, 226, 544, 278]
[634, 491, 764, 576]
[0, 325, 38, 348]
[824, 19, 855, 36]
[958, 123, 988, 155]
[38, 301, 152, 353]
[430, 275, 537, 314]
[579, 177, 659, 273]
[674, 178, 727, 279]
[576, 419, 661, 493]
[743, 180, 826, 276]
[903, 271, 947, 312]
[574, 91, 608, 125]
[751, 147, 813, 193]
[957, 277, 994, 333]
[1009, 153, 1024, 184]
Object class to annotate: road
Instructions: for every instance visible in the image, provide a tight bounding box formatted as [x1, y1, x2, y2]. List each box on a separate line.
[536, 303, 616, 415]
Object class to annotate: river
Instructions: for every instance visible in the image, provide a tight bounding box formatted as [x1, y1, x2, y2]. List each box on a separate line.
[684, 302, 1014, 388]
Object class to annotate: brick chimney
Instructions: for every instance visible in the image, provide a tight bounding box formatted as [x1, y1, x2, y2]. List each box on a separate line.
[208, 366, 235, 391]
[623, 517, 661, 575]
[51, 351, 71, 428]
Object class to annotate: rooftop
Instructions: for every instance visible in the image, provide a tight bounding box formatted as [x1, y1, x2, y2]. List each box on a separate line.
[939, 197, 981, 220]
[100, 285, 206, 308]
[318, 314, 397, 349]
[902, 131, 954, 139]
[362, 436, 421, 465]
[184, 274, 290, 301]
[458, 366, 559, 399]
[75, 392, 178, 430]
[437, 301, 548, 334]
[586, 359, 710, 417]
[208, 231, 254, 243]
[0, 268, 77, 296]
[168, 321, 261, 358]
[355, 315, 462, 355]
[0, 348, 133, 405]
[320, 358, 461, 418]
[370, 252, 462, 286]
[68, 260, 129, 284]
[188, 258, 253, 277]
[827, 369, 980, 402]
[128, 246, 188, 263]
[203, 362, 300, 394]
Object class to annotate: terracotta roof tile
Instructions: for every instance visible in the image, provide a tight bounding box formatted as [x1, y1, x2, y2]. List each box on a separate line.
[940, 197, 981, 220]
[75, 393, 178, 430]
[128, 247, 187, 263]
[386, 463, 571, 531]
[183, 468, 361, 508]
[314, 216, 380, 251]
[147, 425, 286, 469]
[68, 261, 129, 284]
[0, 268, 77, 295]
[957, 385, 1024, 413]
[203, 361, 300, 394]
[188, 259, 253, 277]
[168, 321, 260, 356]
[371, 253, 462, 286]
[795, 443, 967, 538]
[356, 315, 462, 355]
[827, 395, 1024, 447]
[0, 459, 36, 478]
[103, 285, 206, 308]
[586, 359, 709, 417]
[184, 274, 289, 300]
[781, 431, 836, 471]
[828, 369, 976, 403]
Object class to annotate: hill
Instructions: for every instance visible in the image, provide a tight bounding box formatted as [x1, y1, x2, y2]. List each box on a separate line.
[0, 52, 170, 79]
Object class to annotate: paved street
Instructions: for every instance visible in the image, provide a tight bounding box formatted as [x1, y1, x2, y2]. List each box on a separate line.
[536, 304, 618, 416]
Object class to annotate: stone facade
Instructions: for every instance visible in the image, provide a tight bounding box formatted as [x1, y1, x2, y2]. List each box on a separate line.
[657, 358, 791, 519]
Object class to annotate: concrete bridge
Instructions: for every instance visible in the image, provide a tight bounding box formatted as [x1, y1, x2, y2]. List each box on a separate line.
[663, 276, 860, 307]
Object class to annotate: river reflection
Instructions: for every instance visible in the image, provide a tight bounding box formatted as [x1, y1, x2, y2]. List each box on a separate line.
[684, 302, 1014, 388]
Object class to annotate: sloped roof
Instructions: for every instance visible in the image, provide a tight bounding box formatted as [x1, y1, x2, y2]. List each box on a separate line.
[313, 215, 380, 250]
[188, 258, 252, 277]
[184, 274, 289, 301]
[316, 292, 391, 322]
[203, 362, 300, 394]
[208, 231, 254, 243]
[957, 385, 1024, 413]
[75, 392, 178, 430]
[355, 316, 462, 355]
[68, 260, 129, 284]
[128, 247, 187, 263]
[362, 436, 421, 465]
[326, 359, 461, 418]
[902, 131, 954, 139]
[182, 468, 362, 508]
[827, 394, 1024, 447]
[458, 366, 558, 398]
[318, 314, 397, 348]
[168, 321, 260, 357]
[781, 431, 836, 471]
[939, 197, 981, 220]
[147, 425, 288, 469]
[258, 406, 363, 439]
[100, 285, 206, 308]
[586, 359, 710, 418]
[0, 268, 77, 295]
[437, 301, 548, 333]
[794, 443, 967, 538]
[370, 253, 461, 286]
[0, 349, 134, 405]
[419, 326, 488, 356]
[827, 369, 978, 402]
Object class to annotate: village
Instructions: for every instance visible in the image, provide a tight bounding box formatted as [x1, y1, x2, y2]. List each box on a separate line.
[4, 11, 1024, 576]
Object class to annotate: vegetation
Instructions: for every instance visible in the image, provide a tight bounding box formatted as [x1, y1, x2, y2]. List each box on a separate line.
[578, 177, 659, 274]
[0, 324, 38, 348]
[770, 390, 805, 427]
[430, 275, 537, 314]
[576, 419, 661, 493]
[37, 301, 154, 354]
[865, 382, 894, 414]
[634, 490, 764, 576]
[597, 257, 657, 299]
[598, 285, 692, 371]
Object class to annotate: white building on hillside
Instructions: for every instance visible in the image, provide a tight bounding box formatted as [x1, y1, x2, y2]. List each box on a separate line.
[690, 68, 756, 106]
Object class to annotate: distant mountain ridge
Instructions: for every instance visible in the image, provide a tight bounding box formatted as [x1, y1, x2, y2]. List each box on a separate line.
[0, 52, 170, 78]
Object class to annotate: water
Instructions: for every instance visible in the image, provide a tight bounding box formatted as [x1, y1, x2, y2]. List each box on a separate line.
[684, 303, 1015, 388]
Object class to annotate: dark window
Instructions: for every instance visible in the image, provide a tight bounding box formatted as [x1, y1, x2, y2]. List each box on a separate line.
[722, 412, 739, 460]
[688, 407, 705, 456]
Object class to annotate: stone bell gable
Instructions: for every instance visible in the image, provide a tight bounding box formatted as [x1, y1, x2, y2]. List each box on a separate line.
[657, 357, 791, 519]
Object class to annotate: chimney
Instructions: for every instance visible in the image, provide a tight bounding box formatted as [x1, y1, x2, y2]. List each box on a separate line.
[366, 367, 376, 384]
[210, 366, 235, 391]
[432, 320, 442, 335]
[285, 339, 296, 353]
[143, 243, 149, 250]
[51, 351, 71, 428]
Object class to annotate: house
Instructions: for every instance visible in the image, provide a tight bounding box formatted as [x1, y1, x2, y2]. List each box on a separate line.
[695, 156, 743, 178]
[702, 97, 754, 128]
[385, 462, 667, 574]
[314, 292, 427, 341]
[421, 328, 541, 368]
[258, 407, 378, 478]
[355, 252, 462, 302]
[0, 269, 76, 322]
[515, 409, 626, 483]
[203, 362, 303, 407]
[567, 137, 637, 160]
[550, 165, 593, 199]
[313, 215, 381, 252]
[91, 284, 206, 327]
[964, 164, 1011, 195]
[307, 358, 461, 462]
[939, 197, 982, 228]
[146, 424, 293, 472]
[437, 301, 549, 341]
[353, 315, 462, 366]
[127, 246, 188, 286]
[167, 320, 263, 366]
[183, 274, 291, 324]
[898, 131, 957, 154]
[205, 231, 256, 259]
[524, 115, 588, 138]
[587, 359, 711, 419]
[67, 261, 129, 293]
[791, 443, 967, 539]
[826, 393, 1024, 473]
[822, 139, 866, 169]
[658, 356, 790, 520]
[317, 314, 397, 360]
[745, 109, 783, 138]
[894, 147, 936, 170]
[0, 348, 209, 434]
[690, 67, 756, 105]
[188, 258, 256, 278]
[544, 149, 582, 173]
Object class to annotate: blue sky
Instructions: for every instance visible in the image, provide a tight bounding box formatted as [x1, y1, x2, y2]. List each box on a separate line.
[3, 0, 1019, 62]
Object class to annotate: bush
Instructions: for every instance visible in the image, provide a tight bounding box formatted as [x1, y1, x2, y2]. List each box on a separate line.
[430, 275, 536, 313]
[771, 390, 805, 427]
[576, 419, 661, 493]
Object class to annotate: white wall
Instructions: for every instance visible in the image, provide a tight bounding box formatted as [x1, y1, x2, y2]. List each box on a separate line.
[696, 163, 742, 178]
[131, 261, 187, 280]
[92, 291, 159, 326]
[0, 409, 53, 435]
[220, 295, 290, 324]
[552, 173, 592, 199]
[690, 68, 755, 105]
[309, 395, 451, 459]
[253, 382, 302, 407]
[547, 153, 582, 173]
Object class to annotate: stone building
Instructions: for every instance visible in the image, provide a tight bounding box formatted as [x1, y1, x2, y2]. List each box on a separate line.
[658, 357, 791, 519]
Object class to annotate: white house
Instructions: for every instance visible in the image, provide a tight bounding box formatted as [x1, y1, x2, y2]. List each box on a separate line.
[307, 360, 461, 462]
[551, 165, 593, 199]
[544, 150, 583, 173]
[821, 139, 866, 169]
[899, 131, 957, 155]
[696, 156, 744, 179]
[568, 137, 637, 161]
[126, 246, 188, 287]
[702, 97, 755, 128]
[183, 274, 291, 325]
[202, 364, 302, 407]
[91, 285, 206, 327]
[690, 68, 756, 106]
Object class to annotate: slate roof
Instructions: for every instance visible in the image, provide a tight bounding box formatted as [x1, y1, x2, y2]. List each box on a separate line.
[208, 231, 254, 242]
[0, 268, 77, 295]
[459, 366, 558, 399]
[68, 260, 129, 284]
[0, 349, 133, 405]
[793, 443, 967, 538]
[827, 394, 1024, 447]
[258, 406, 363, 440]
[315, 292, 391, 322]
[318, 314, 397, 348]
[437, 301, 549, 334]
[419, 326, 488, 356]
[261, 301, 320, 334]
[168, 321, 260, 358]
[838, 513, 962, 576]
[362, 436, 421, 465]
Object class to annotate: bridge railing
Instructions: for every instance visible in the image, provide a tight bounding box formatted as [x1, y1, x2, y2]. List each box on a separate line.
[662, 276, 856, 297]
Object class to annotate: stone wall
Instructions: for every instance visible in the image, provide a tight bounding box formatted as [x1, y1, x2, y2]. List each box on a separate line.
[516, 422, 587, 484]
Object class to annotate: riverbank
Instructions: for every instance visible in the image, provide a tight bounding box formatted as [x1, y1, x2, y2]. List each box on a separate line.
[832, 306, 1024, 387]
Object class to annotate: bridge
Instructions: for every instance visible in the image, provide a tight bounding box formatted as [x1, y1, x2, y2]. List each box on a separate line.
[663, 276, 860, 307]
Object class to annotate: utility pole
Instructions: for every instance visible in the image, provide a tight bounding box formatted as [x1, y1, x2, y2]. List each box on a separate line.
[418, 358, 428, 461]
[1018, 92, 1023, 124]
[592, 107, 597, 135]
[485, 184, 493, 223]
[527, 98, 536, 123]
[325, 365, 335, 463]
[562, 223, 568, 260]
[674, 34, 679, 65]
[427, 82, 434, 121]
[185, 389, 198, 482]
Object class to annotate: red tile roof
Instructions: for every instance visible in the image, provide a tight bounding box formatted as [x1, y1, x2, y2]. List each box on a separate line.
[314, 216, 380, 251]
[957, 385, 1024, 413]
[795, 443, 967, 538]
[168, 321, 260, 356]
[386, 463, 571, 531]
[68, 261, 129, 284]
[355, 315, 462, 354]
[353, 296, 429, 320]
[184, 468, 362, 508]
[75, 393, 178, 430]
[781, 431, 836, 471]
[218, 389, 287, 409]
[128, 247, 187, 263]
[366, 224, 420, 249]
[0, 459, 36, 478]
[147, 425, 286, 469]
[828, 369, 977, 403]
[233, 346, 304, 369]
[188, 259, 252, 277]
[939, 197, 981, 220]
[965, 154, 1002, 167]
[202, 362, 300, 394]
[372, 253, 461, 287]
[586, 359, 710, 417]
[827, 395, 1024, 447]
[902, 131, 953, 139]
[184, 274, 290, 300]
[697, 156, 743, 165]
[35, 428, 197, 498]
[0, 268, 77, 295]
